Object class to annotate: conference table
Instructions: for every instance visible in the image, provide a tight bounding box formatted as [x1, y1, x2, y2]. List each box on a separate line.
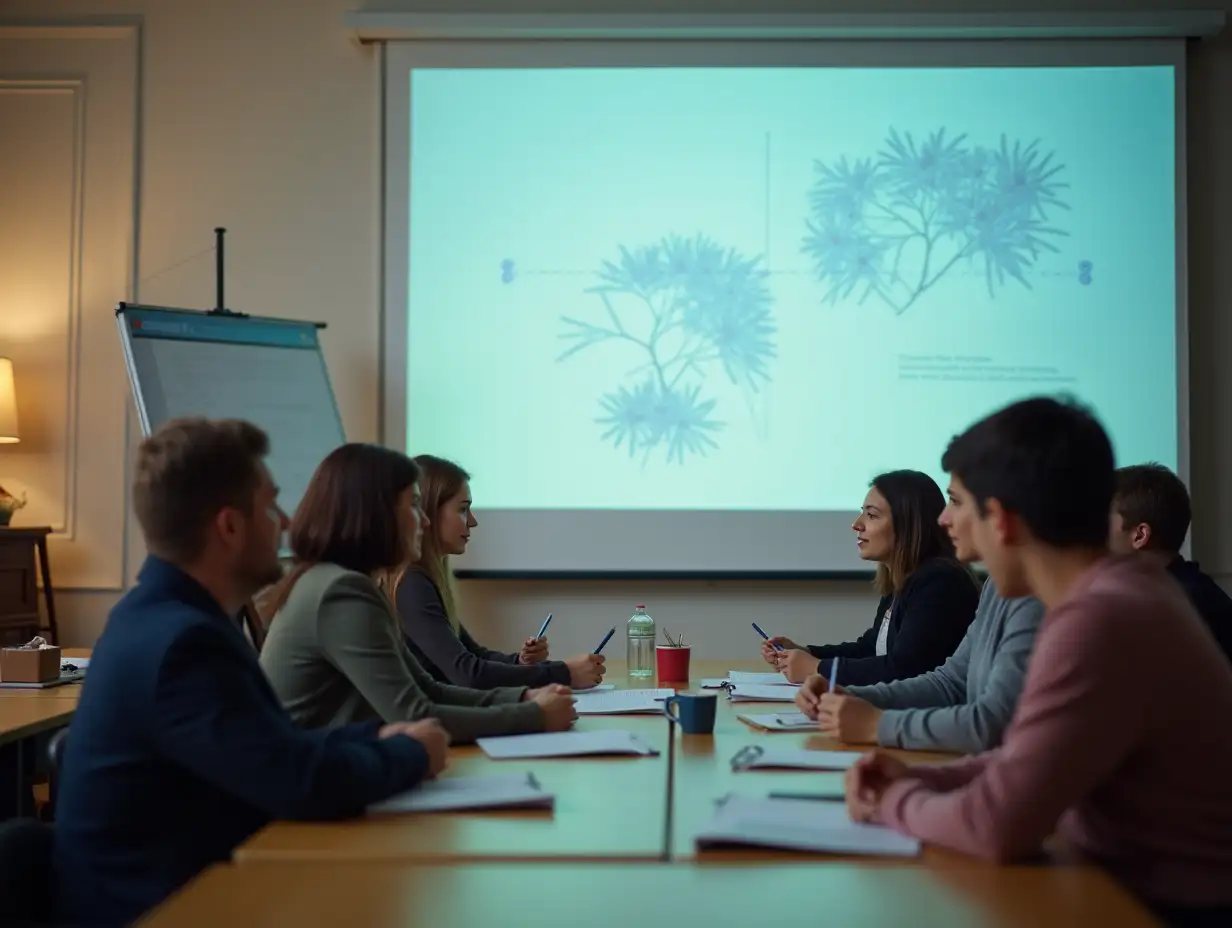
[139, 660, 1160, 926]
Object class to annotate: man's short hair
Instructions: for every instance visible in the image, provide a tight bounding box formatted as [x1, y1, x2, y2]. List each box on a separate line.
[1113, 463, 1191, 553]
[940, 395, 1114, 548]
[132, 417, 270, 562]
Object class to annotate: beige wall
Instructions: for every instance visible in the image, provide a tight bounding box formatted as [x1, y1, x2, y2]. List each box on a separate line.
[2, 0, 1229, 660]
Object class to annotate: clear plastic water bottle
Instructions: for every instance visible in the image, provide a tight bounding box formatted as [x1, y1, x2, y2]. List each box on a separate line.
[626, 603, 656, 678]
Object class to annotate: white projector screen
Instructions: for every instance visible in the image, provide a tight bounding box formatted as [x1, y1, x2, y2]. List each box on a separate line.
[383, 39, 1188, 577]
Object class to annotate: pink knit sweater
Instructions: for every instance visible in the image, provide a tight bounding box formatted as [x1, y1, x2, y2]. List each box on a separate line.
[878, 555, 1232, 906]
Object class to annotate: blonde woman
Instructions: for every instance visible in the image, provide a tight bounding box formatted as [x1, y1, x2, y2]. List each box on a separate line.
[380, 455, 605, 690]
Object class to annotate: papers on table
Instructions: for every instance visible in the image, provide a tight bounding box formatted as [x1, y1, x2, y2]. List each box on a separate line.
[367, 773, 554, 814]
[694, 795, 920, 857]
[572, 688, 675, 714]
[701, 671, 797, 689]
[737, 711, 817, 731]
[727, 671, 796, 686]
[730, 745, 861, 771]
[577, 683, 615, 691]
[725, 684, 798, 703]
[477, 730, 660, 759]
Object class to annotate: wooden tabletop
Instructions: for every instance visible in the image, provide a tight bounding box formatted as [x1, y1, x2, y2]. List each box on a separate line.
[0, 697, 75, 744]
[236, 710, 671, 864]
[139, 860, 1160, 928]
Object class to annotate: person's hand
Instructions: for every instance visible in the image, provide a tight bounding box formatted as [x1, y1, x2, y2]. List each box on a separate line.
[564, 653, 605, 688]
[844, 750, 909, 822]
[533, 685, 578, 731]
[519, 636, 550, 664]
[775, 648, 821, 683]
[380, 718, 450, 778]
[795, 673, 829, 719]
[818, 693, 882, 744]
[761, 636, 800, 665]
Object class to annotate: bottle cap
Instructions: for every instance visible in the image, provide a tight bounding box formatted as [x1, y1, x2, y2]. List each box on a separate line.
[635, 604, 645, 610]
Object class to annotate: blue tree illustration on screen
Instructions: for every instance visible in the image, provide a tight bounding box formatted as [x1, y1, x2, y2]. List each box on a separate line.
[801, 129, 1070, 315]
[557, 234, 776, 465]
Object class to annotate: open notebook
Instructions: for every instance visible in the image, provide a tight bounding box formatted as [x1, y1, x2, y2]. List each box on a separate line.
[694, 795, 920, 857]
[730, 745, 862, 771]
[737, 711, 817, 732]
[701, 671, 798, 689]
[572, 688, 675, 714]
[367, 773, 554, 814]
[726, 684, 799, 703]
[477, 730, 660, 759]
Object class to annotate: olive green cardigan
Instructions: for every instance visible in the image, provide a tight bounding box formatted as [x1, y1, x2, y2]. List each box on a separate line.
[259, 563, 543, 744]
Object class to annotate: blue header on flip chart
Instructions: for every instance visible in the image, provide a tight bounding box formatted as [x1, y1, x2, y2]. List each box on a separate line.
[121, 307, 321, 350]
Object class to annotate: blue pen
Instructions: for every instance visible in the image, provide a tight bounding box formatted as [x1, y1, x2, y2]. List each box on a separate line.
[830, 656, 839, 692]
[593, 627, 615, 655]
[752, 622, 784, 651]
[536, 614, 553, 640]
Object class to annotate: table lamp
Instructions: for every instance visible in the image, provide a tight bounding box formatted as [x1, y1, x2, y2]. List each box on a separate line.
[0, 357, 17, 444]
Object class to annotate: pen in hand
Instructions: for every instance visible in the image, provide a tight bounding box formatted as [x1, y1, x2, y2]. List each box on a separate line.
[593, 627, 615, 655]
[536, 614, 553, 640]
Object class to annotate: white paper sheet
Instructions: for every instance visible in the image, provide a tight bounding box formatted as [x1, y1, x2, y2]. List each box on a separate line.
[733, 747, 861, 771]
[726, 684, 799, 703]
[694, 795, 920, 857]
[737, 712, 817, 731]
[572, 688, 675, 714]
[367, 773, 553, 814]
[477, 730, 660, 759]
[726, 671, 797, 686]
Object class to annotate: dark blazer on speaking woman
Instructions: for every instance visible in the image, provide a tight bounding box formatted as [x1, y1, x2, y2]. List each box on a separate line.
[807, 557, 980, 687]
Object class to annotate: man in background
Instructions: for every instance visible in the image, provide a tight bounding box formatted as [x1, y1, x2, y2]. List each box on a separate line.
[1110, 463, 1232, 665]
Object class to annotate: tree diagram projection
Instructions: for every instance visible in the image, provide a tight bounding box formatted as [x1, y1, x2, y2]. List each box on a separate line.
[556, 234, 776, 466]
[801, 128, 1071, 316]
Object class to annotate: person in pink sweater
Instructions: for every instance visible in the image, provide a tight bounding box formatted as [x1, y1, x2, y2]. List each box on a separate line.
[846, 396, 1232, 925]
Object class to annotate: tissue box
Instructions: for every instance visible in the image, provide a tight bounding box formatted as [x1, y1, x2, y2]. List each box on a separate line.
[1, 646, 62, 683]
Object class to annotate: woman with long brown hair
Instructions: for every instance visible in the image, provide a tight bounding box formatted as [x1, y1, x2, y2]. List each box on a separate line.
[377, 454, 606, 690]
[258, 444, 577, 743]
[763, 469, 980, 685]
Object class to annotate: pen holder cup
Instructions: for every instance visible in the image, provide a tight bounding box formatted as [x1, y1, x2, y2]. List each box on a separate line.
[656, 645, 691, 683]
[662, 692, 717, 735]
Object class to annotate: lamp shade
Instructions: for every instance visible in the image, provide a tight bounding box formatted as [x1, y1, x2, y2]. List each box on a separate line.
[0, 357, 19, 444]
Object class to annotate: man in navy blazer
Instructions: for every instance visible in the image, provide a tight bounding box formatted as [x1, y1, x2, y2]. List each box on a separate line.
[54, 418, 450, 925]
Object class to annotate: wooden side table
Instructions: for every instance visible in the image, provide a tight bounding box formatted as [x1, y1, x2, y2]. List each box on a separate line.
[0, 527, 58, 645]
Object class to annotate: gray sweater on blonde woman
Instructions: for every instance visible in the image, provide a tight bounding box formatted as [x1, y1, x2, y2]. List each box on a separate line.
[843, 578, 1044, 754]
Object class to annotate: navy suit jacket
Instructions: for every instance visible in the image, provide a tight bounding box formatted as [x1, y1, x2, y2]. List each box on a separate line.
[54, 557, 430, 926]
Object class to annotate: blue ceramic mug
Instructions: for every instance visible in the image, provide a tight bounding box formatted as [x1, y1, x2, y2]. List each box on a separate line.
[662, 692, 717, 734]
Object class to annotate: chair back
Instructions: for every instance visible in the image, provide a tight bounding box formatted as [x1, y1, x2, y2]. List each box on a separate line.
[0, 818, 54, 925]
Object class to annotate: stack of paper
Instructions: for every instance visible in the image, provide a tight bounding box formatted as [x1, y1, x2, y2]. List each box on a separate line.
[737, 711, 817, 731]
[731, 746, 861, 771]
[477, 730, 660, 759]
[572, 688, 674, 714]
[694, 795, 920, 857]
[367, 773, 554, 814]
[726, 684, 799, 703]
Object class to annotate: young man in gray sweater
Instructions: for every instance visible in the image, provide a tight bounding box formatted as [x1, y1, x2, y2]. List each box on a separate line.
[797, 478, 1044, 755]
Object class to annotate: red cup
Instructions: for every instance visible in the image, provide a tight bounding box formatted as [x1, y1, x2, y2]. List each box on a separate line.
[656, 645, 691, 683]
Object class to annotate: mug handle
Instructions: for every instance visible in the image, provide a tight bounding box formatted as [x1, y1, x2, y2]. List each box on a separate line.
[662, 695, 681, 724]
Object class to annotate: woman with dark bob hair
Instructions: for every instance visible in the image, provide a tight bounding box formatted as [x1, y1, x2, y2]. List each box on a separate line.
[764, 469, 980, 686]
[259, 443, 577, 743]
